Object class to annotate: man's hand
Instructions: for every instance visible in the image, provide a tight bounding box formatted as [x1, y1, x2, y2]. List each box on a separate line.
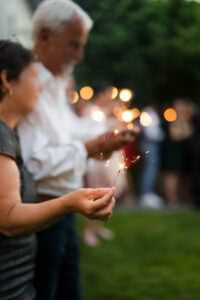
[68, 188, 116, 221]
[85, 126, 140, 160]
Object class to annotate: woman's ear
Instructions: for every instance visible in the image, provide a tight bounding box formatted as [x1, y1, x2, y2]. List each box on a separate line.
[0, 70, 11, 94]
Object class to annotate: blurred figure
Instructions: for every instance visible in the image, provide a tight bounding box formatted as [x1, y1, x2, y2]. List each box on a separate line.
[161, 99, 194, 207]
[139, 105, 164, 209]
[185, 104, 200, 207]
[79, 83, 118, 246]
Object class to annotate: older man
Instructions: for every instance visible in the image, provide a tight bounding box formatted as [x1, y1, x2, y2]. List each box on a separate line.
[17, 1, 137, 300]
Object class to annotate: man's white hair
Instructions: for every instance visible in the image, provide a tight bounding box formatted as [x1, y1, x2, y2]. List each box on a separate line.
[32, 0, 93, 42]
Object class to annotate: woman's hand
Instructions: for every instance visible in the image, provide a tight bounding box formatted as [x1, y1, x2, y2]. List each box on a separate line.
[67, 188, 116, 221]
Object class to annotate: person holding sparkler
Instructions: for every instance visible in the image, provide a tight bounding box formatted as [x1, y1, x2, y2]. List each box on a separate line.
[0, 40, 116, 300]
[17, 1, 139, 299]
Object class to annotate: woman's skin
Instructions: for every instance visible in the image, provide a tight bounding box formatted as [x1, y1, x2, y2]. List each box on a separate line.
[0, 62, 115, 237]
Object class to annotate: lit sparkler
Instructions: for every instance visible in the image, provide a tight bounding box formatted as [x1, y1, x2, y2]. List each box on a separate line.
[112, 148, 150, 185]
[112, 150, 138, 185]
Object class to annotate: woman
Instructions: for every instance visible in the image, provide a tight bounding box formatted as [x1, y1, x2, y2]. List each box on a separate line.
[0, 40, 115, 300]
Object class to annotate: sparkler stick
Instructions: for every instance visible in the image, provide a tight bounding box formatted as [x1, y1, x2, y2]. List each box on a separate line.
[112, 148, 133, 185]
[112, 150, 150, 185]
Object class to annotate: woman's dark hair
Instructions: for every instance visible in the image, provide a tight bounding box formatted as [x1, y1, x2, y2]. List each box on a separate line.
[0, 40, 36, 101]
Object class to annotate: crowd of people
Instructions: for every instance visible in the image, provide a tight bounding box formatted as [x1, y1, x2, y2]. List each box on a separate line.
[71, 85, 200, 212]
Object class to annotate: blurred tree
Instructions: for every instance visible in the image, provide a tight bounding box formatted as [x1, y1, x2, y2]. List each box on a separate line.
[75, 0, 200, 104]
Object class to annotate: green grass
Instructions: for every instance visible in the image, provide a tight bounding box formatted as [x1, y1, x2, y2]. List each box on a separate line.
[79, 212, 200, 300]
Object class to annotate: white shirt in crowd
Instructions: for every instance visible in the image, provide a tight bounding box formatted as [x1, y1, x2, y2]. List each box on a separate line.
[142, 106, 164, 142]
[17, 64, 103, 196]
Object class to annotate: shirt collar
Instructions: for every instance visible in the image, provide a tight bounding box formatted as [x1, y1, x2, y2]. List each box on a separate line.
[38, 63, 54, 85]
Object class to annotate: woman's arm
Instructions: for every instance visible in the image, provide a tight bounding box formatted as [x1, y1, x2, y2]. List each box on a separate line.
[0, 155, 115, 237]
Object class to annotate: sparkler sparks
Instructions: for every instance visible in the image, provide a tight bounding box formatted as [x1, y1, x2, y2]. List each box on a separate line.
[112, 149, 139, 185]
[131, 155, 141, 164]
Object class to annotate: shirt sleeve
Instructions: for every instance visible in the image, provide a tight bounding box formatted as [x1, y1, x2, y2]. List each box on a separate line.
[17, 105, 88, 184]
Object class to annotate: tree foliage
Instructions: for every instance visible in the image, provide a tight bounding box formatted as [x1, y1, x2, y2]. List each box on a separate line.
[75, 0, 200, 104]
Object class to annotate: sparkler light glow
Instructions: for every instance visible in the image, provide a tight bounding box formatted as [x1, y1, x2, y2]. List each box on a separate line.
[112, 150, 140, 185]
[112, 149, 151, 186]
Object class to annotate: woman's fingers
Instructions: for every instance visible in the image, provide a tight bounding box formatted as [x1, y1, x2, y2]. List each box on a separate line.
[86, 187, 115, 200]
[89, 195, 115, 220]
[93, 197, 116, 221]
[90, 189, 115, 213]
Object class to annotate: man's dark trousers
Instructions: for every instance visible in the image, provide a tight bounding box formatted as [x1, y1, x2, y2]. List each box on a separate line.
[35, 213, 82, 300]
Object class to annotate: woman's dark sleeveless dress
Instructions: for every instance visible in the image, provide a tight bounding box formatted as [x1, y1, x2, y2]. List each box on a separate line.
[0, 120, 37, 300]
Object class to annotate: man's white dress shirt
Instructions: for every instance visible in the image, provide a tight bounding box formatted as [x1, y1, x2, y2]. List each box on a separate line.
[17, 64, 103, 196]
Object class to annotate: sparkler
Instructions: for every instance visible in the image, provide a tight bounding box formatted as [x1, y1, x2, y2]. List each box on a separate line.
[112, 149, 137, 185]
[112, 150, 150, 185]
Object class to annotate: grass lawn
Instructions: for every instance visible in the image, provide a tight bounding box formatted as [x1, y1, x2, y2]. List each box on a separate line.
[79, 211, 200, 300]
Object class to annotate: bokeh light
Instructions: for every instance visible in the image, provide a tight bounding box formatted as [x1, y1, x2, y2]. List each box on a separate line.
[164, 108, 177, 122]
[132, 108, 140, 119]
[71, 91, 79, 104]
[111, 87, 119, 100]
[113, 106, 123, 119]
[119, 89, 133, 102]
[80, 86, 94, 100]
[140, 112, 152, 127]
[114, 129, 119, 135]
[127, 123, 134, 129]
[121, 110, 134, 123]
[91, 107, 105, 122]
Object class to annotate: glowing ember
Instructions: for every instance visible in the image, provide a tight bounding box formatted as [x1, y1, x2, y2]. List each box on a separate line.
[122, 110, 134, 123]
[80, 86, 94, 100]
[91, 108, 105, 122]
[119, 89, 133, 102]
[140, 112, 152, 127]
[132, 155, 141, 164]
[71, 91, 79, 104]
[164, 108, 177, 122]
